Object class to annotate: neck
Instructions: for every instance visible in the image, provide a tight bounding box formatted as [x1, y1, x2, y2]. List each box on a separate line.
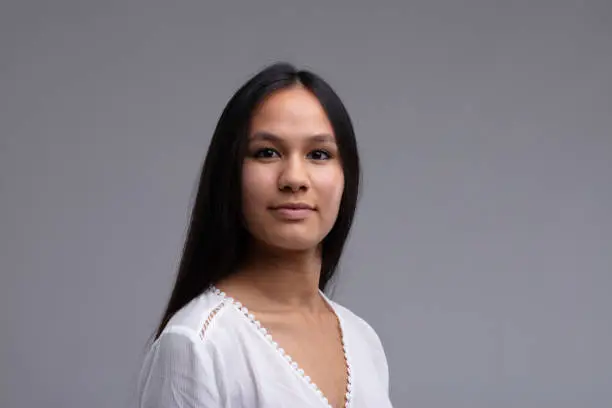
[216, 241, 327, 314]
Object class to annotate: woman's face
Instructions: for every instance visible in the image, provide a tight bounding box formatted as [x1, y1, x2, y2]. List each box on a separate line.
[241, 86, 344, 252]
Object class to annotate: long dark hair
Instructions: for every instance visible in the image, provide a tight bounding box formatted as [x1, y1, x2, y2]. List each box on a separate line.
[153, 62, 361, 340]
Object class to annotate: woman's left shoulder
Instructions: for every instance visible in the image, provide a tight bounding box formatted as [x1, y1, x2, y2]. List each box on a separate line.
[329, 299, 386, 350]
[329, 298, 391, 392]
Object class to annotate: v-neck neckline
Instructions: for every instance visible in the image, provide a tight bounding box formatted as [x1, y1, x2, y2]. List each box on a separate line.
[210, 286, 353, 408]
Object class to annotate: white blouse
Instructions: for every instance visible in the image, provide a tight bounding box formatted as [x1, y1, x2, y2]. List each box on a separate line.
[137, 287, 393, 408]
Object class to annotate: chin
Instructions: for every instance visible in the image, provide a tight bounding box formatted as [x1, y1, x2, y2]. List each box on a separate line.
[270, 236, 319, 252]
[276, 241, 317, 252]
[260, 229, 322, 252]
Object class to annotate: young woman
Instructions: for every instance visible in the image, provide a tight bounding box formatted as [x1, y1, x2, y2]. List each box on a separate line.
[137, 62, 393, 408]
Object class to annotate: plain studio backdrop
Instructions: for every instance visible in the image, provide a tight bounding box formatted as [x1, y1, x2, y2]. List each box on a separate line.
[1, 0, 611, 407]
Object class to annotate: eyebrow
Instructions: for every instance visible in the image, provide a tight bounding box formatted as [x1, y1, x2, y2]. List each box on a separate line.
[250, 131, 336, 144]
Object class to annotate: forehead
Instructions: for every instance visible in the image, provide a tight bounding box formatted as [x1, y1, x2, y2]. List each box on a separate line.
[249, 86, 334, 139]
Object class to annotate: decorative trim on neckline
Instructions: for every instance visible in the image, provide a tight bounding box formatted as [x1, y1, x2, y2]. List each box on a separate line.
[210, 285, 353, 408]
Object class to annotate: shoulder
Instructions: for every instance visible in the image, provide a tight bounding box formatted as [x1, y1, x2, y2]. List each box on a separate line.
[327, 298, 390, 390]
[137, 290, 234, 407]
[328, 298, 385, 349]
[161, 289, 227, 337]
[147, 288, 248, 366]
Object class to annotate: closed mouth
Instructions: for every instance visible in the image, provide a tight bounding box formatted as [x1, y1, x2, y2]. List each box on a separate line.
[271, 203, 315, 211]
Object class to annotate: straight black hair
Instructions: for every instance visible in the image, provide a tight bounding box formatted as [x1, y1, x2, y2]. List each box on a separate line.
[153, 62, 361, 340]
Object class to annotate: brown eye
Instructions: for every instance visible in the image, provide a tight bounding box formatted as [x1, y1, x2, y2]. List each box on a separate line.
[307, 149, 331, 160]
[253, 148, 280, 159]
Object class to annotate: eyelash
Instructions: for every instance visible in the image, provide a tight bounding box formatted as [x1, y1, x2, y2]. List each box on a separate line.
[252, 148, 332, 160]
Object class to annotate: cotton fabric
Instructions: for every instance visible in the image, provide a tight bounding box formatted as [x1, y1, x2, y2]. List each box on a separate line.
[137, 288, 393, 408]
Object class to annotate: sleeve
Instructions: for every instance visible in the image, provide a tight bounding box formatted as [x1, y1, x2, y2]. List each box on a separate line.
[137, 328, 222, 408]
[370, 326, 390, 393]
[355, 316, 390, 393]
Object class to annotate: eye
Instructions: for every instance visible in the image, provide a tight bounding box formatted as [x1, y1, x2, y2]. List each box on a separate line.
[253, 148, 280, 159]
[307, 149, 332, 161]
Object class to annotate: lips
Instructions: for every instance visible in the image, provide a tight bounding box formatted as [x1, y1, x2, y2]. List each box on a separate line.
[272, 203, 314, 210]
[270, 203, 315, 220]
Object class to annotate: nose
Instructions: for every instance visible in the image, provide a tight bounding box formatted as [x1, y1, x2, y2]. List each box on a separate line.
[278, 154, 309, 193]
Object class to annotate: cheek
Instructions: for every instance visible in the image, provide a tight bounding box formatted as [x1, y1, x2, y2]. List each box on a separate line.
[316, 166, 345, 212]
[242, 163, 276, 214]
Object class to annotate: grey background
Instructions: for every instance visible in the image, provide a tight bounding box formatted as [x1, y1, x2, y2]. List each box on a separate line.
[1, 0, 611, 407]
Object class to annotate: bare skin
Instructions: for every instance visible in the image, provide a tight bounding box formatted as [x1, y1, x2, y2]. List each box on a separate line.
[217, 246, 348, 407]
